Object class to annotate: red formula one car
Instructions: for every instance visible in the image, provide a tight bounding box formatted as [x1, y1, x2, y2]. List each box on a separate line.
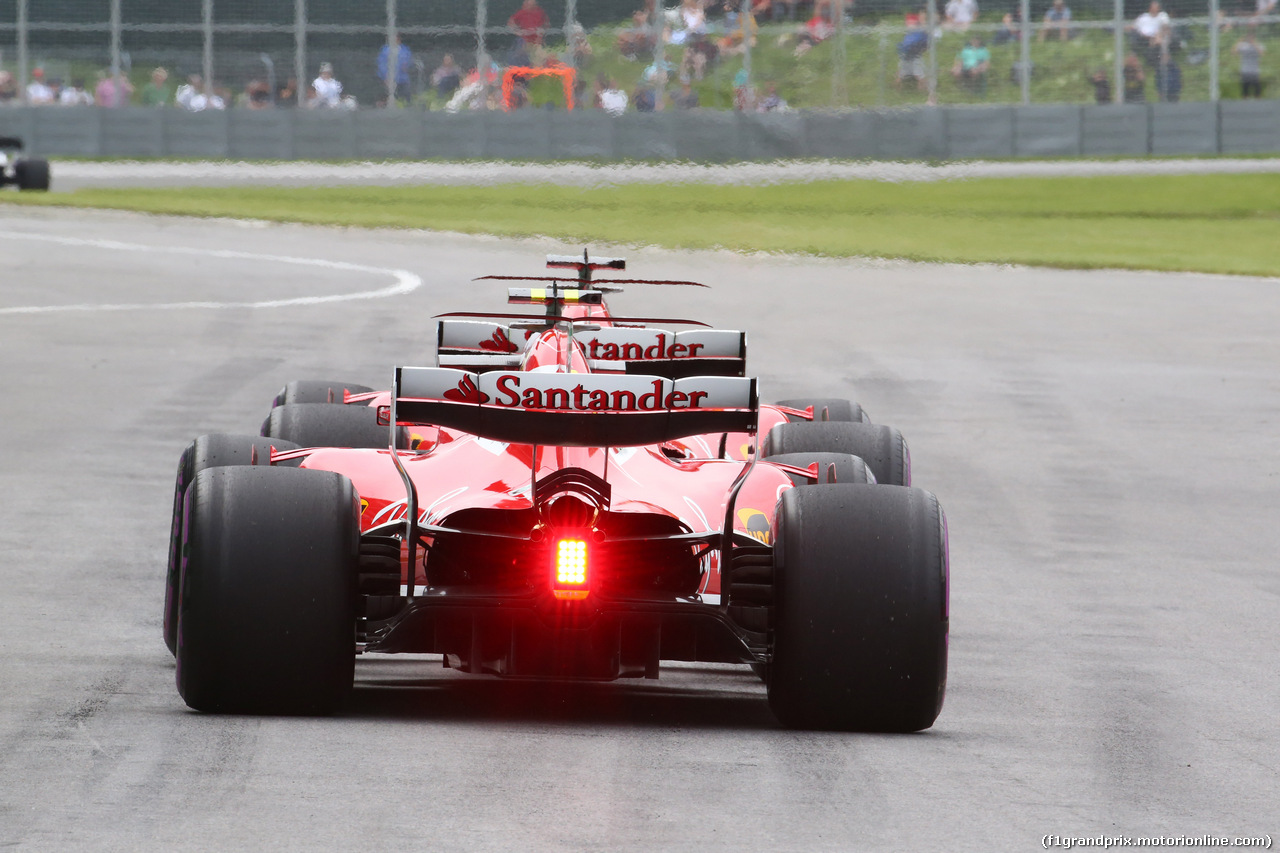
[164, 254, 949, 731]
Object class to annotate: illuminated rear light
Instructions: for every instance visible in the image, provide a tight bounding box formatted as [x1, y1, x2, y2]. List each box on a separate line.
[552, 537, 589, 600]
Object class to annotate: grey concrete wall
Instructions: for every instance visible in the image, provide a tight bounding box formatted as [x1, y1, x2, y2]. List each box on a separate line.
[4, 103, 1277, 162]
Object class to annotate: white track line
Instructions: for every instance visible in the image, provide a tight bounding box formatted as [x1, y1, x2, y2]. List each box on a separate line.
[0, 231, 422, 315]
[48, 157, 1280, 188]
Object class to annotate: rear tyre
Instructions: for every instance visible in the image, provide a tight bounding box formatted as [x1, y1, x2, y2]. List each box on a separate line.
[176, 466, 359, 714]
[764, 452, 875, 486]
[764, 421, 910, 486]
[768, 484, 949, 732]
[775, 398, 869, 424]
[14, 157, 50, 191]
[263, 402, 403, 449]
[272, 380, 375, 408]
[164, 434, 302, 655]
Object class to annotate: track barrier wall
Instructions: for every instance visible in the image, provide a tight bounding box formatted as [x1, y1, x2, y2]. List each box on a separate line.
[6, 102, 1279, 161]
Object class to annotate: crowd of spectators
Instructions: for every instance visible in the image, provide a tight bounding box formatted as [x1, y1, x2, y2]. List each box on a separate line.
[2, 0, 1274, 115]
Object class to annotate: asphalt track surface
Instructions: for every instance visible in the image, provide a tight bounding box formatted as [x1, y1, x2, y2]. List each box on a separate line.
[1, 206, 1277, 850]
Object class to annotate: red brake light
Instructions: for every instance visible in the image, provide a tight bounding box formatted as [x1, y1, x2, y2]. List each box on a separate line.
[553, 538, 589, 600]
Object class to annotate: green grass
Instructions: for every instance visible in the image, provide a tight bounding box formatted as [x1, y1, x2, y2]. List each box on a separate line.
[7, 172, 1280, 276]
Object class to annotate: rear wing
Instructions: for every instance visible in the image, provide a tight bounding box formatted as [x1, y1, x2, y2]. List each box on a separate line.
[437, 320, 746, 378]
[393, 366, 757, 447]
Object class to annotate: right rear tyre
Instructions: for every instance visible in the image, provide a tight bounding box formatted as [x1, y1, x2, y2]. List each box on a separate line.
[263, 402, 403, 449]
[767, 484, 949, 732]
[271, 380, 375, 408]
[175, 466, 359, 714]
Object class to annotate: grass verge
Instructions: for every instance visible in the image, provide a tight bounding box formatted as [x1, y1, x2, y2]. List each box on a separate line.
[6, 172, 1280, 276]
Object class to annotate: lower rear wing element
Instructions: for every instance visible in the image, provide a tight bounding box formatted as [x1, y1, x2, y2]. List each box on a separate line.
[393, 367, 758, 447]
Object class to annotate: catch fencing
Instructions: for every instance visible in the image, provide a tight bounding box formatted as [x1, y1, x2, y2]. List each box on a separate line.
[0, 1, 1275, 116]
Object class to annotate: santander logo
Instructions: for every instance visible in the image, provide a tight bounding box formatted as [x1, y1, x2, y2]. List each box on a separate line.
[443, 374, 490, 404]
[587, 333, 705, 361]
[478, 328, 519, 353]
[445, 373, 710, 412]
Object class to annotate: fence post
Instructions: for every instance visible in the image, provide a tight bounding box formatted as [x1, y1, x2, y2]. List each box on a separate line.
[1019, 0, 1031, 103]
[877, 26, 887, 106]
[202, 0, 214, 99]
[832, 0, 847, 107]
[17, 0, 27, 105]
[926, 0, 938, 104]
[385, 0, 398, 106]
[295, 0, 306, 107]
[741, 0, 753, 105]
[475, 0, 488, 106]
[1208, 0, 1219, 101]
[110, 0, 122, 90]
[1112, 0, 1124, 104]
[565, 0, 578, 70]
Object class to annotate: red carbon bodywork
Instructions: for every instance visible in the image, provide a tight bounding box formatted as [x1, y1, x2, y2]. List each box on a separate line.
[285, 301, 797, 598]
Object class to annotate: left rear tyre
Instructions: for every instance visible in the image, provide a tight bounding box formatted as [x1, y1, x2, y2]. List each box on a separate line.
[164, 434, 301, 655]
[175, 465, 359, 714]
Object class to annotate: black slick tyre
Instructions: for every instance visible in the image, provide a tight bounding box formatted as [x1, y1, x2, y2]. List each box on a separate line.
[765, 452, 875, 486]
[164, 434, 301, 655]
[768, 484, 949, 732]
[175, 466, 359, 714]
[272, 380, 375, 408]
[14, 157, 50, 191]
[263, 402, 402, 449]
[764, 421, 910, 486]
[775, 398, 869, 424]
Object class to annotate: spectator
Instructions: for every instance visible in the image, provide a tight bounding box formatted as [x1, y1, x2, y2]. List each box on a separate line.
[896, 15, 929, 91]
[1130, 1, 1170, 63]
[509, 0, 550, 46]
[94, 70, 133, 107]
[176, 74, 204, 110]
[1254, 0, 1277, 20]
[720, 7, 759, 55]
[617, 11, 656, 60]
[0, 71, 16, 103]
[1233, 30, 1266, 97]
[599, 77, 628, 115]
[673, 79, 701, 109]
[242, 78, 272, 109]
[1040, 0, 1072, 41]
[140, 67, 170, 106]
[733, 66, 754, 109]
[951, 35, 991, 95]
[945, 0, 978, 32]
[790, 6, 836, 57]
[633, 83, 657, 112]
[276, 77, 298, 106]
[1122, 53, 1146, 102]
[672, 0, 708, 44]
[1089, 67, 1111, 103]
[27, 68, 55, 104]
[432, 54, 462, 100]
[377, 36, 414, 103]
[994, 11, 1019, 45]
[311, 62, 343, 108]
[566, 23, 594, 65]
[752, 0, 802, 21]
[758, 82, 788, 111]
[59, 79, 93, 106]
[1153, 22, 1181, 101]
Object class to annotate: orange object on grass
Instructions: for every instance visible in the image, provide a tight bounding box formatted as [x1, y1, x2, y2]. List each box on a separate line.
[502, 60, 576, 111]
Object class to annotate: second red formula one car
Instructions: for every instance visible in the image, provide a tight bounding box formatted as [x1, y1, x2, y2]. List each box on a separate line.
[164, 253, 950, 731]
